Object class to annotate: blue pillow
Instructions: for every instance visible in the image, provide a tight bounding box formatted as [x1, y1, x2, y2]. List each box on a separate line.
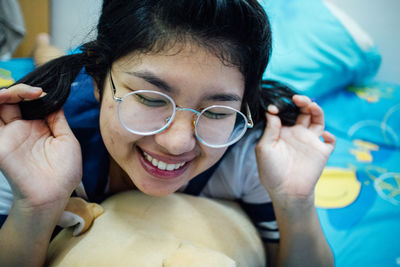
[260, 0, 381, 98]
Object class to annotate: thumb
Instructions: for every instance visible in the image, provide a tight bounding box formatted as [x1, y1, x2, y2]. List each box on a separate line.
[45, 109, 74, 138]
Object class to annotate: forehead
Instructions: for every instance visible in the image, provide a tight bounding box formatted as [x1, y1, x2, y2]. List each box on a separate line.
[112, 43, 245, 103]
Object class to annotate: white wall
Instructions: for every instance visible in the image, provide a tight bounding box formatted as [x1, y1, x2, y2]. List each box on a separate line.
[328, 0, 400, 84]
[50, 0, 400, 83]
[50, 0, 102, 51]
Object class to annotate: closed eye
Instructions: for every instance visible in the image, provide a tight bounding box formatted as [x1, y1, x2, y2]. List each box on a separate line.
[202, 109, 235, 119]
[134, 93, 168, 107]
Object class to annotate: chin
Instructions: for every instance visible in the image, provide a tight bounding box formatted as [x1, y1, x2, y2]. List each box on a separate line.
[135, 183, 181, 197]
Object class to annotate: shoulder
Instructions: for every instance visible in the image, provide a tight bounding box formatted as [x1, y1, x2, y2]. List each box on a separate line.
[202, 124, 270, 202]
[63, 68, 100, 128]
[217, 125, 262, 178]
[231, 124, 263, 155]
[62, 69, 109, 201]
[218, 123, 264, 178]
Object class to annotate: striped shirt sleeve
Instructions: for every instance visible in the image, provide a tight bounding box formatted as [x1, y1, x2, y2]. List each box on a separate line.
[240, 201, 279, 243]
[0, 171, 13, 228]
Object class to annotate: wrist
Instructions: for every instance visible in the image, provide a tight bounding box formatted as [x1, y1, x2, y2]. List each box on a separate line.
[0, 201, 66, 267]
[270, 193, 318, 225]
[11, 196, 69, 228]
[270, 191, 315, 210]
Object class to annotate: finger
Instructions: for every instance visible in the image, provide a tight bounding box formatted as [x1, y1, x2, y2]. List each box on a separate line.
[259, 112, 282, 144]
[0, 84, 43, 104]
[292, 95, 312, 110]
[296, 113, 311, 127]
[322, 131, 336, 149]
[267, 104, 279, 115]
[0, 89, 10, 104]
[0, 104, 22, 124]
[293, 95, 312, 127]
[45, 109, 74, 138]
[309, 102, 325, 135]
[293, 96, 325, 134]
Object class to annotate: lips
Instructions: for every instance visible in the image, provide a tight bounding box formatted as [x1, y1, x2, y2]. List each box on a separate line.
[137, 147, 191, 179]
[142, 151, 186, 171]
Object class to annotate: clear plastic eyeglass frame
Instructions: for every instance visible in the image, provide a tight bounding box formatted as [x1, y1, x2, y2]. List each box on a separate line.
[109, 72, 254, 148]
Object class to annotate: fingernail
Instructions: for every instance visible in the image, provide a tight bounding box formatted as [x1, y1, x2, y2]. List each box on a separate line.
[298, 95, 309, 101]
[267, 104, 279, 113]
[30, 87, 42, 93]
[24, 91, 47, 101]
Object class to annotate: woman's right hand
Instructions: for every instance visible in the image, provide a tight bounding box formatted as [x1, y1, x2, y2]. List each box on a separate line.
[0, 84, 82, 213]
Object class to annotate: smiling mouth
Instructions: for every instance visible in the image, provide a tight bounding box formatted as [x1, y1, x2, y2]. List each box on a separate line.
[142, 151, 187, 171]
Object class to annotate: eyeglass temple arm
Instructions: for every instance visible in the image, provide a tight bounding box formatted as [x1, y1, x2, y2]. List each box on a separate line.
[109, 71, 122, 101]
[246, 104, 254, 128]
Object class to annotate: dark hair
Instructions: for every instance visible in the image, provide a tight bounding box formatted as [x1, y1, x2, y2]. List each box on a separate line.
[17, 0, 298, 125]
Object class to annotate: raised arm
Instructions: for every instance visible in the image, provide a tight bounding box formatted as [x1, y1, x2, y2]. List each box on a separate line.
[255, 95, 335, 267]
[0, 84, 82, 266]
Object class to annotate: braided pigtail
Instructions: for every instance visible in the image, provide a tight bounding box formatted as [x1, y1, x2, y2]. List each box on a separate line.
[17, 53, 87, 120]
[16, 39, 112, 120]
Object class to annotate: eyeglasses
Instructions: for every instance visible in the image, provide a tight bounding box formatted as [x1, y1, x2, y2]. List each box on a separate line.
[109, 72, 253, 148]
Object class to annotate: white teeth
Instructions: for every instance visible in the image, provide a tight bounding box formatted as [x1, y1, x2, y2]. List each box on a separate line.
[166, 164, 175, 171]
[151, 158, 158, 167]
[144, 153, 152, 162]
[158, 161, 166, 170]
[143, 151, 186, 171]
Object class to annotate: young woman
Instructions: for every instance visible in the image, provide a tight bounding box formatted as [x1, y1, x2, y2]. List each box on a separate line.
[0, 0, 335, 266]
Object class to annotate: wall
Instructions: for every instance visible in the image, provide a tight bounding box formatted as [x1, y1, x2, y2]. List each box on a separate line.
[50, 0, 101, 51]
[329, 0, 400, 83]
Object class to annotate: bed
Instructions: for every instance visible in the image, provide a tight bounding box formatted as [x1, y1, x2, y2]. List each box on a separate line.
[261, 0, 400, 266]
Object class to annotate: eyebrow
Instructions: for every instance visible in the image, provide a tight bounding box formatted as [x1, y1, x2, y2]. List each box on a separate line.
[203, 93, 241, 102]
[126, 70, 241, 102]
[127, 71, 174, 93]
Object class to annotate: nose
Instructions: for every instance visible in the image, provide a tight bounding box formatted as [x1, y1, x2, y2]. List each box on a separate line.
[154, 111, 197, 155]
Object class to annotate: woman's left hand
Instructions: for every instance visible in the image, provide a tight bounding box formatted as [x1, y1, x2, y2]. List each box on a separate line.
[255, 95, 335, 205]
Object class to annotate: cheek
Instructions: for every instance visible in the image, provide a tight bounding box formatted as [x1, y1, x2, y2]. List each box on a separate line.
[99, 100, 134, 150]
[200, 145, 227, 167]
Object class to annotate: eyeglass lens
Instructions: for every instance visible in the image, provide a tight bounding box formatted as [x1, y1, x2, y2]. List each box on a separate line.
[118, 91, 247, 147]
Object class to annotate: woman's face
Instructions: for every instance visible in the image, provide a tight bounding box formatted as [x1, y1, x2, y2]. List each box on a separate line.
[98, 43, 245, 196]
